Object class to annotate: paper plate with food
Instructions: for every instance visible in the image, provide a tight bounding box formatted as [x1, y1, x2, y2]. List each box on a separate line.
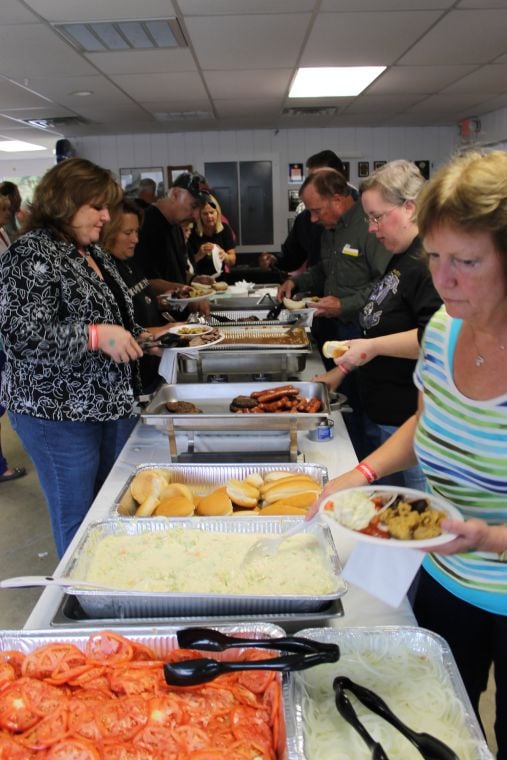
[178, 329, 224, 350]
[320, 486, 461, 548]
[168, 324, 213, 337]
[158, 286, 217, 305]
[283, 296, 320, 311]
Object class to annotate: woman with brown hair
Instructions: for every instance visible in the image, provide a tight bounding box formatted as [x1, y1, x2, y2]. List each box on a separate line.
[0, 158, 144, 556]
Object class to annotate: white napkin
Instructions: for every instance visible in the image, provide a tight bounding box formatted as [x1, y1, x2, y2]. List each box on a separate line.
[342, 542, 424, 608]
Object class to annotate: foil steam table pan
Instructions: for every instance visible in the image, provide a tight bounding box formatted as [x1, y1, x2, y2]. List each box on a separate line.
[112, 461, 328, 516]
[0, 624, 294, 760]
[141, 381, 330, 432]
[60, 517, 346, 619]
[285, 626, 493, 760]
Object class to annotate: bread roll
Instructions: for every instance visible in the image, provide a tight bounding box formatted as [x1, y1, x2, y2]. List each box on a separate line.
[245, 472, 264, 488]
[153, 496, 195, 517]
[322, 340, 349, 359]
[196, 487, 233, 516]
[160, 483, 194, 504]
[232, 508, 261, 516]
[131, 471, 167, 504]
[262, 470, 300, 484]
[261, 476, 321, 505]
[226, 478, 259, 508]
[263, 492, 318, 510]
[118, 489, 137, 516]
[261, 503, 308, 516]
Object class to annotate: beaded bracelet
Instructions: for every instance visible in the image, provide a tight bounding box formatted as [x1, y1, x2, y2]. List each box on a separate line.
[355, 461, 378, 484]
[89, 324, 99, 352]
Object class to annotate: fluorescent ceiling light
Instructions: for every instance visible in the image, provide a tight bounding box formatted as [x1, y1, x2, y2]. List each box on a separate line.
[289, 67, 386, 98]
[0, 140, 45, 152]
[55, 19, 186, 52]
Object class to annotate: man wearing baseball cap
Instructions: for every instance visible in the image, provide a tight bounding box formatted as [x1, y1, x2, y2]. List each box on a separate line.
[134, 172, 212, 294]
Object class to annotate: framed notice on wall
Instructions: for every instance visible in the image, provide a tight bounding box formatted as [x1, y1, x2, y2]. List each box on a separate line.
[288, 189, 300, 212]
[289, 163, 304, 183]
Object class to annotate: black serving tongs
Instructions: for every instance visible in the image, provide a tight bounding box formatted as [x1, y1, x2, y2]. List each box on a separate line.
[138, 333, 186, 350]
[163, 628, 340, 686]
[333, 676, 459, 760]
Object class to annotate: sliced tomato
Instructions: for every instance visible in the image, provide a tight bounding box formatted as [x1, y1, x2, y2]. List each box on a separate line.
[133, 724, 180, 754]
[85, 631, 134, 665]
[0, 732, 34, 759]
[20, 677, 68, 717]
[21, 644, 86, 681]
[172, 724, 210, 752]
[0, 651, 26, 679]
[44, 736, 101, 760]
[109, 665, 165, 696]
[0, 682, 39, 732]
[70, 688, 113, 702]
[237, 670, 275, 695]
[98, 695, 148, 742]
[229, 739, 274, 759]
[0, 662, 15, 691]
[18, 705, 68, 750]
[68, 697, 104, 743]
[230, 706, 272, 752]
[102, 742, 163, 759]
[232, 683, 261, 708]
[130, 642, 157, 662]
[185, 751, 227, 760]
[146, 695, 185, 728]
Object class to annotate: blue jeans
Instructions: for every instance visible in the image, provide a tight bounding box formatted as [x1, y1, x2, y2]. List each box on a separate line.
[364, 419, 427, 492]
[9, 412, 138, 557]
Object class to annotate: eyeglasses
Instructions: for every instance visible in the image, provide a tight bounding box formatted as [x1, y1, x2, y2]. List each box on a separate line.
[363, 206, 399, 227]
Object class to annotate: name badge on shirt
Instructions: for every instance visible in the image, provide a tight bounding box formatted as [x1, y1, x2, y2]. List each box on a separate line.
[342, 244, 359, 257]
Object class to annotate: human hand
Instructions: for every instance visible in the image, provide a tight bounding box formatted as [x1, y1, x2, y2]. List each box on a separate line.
[277, 279, 295, 302]
[196, 299, 211, 316]
[313, 367, 344, 392]
[259, 252, 277, 270]
[310, 295, 342, 318]
[333, 338, 374, 368]
[192, 275, 214, 286]
[96, 324, 143, 363]
[429, 517, 501, 556]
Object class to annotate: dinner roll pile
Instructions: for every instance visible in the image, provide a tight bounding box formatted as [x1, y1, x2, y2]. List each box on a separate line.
[119, 469, 322, 517]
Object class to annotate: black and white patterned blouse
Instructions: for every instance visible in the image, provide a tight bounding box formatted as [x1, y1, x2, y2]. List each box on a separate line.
[0, 228, 142, 422]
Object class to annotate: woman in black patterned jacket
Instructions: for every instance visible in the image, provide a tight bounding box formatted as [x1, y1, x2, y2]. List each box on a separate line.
[0, 158, 144, 556]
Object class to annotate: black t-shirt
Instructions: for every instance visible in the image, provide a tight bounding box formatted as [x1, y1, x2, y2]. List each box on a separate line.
[112, 257, 165, 393]
[279, 209, 323, 272]
[134, 205, 188, 284]
[358, 237, 442, 426]
[188, 224, 235, 276]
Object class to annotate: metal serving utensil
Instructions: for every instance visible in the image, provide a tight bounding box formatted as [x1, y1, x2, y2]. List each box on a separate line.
[0, 575, 123, 592]
[164, 645, 340, 687]
[241, 512, 322, 569]
[333, 676, 459, 760]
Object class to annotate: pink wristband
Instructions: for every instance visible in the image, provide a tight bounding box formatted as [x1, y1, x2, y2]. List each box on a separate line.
[355, 461, 378, 484]
[89, 324, 99, 352]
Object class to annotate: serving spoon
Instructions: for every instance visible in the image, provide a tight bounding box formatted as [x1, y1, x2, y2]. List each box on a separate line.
[0, 575, 124, 592]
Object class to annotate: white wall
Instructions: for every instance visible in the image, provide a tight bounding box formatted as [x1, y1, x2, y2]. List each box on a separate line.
[0, 124, 459, 251]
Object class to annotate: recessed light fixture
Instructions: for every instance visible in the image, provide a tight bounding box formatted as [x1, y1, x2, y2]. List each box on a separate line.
[0, 140, 46, 152]
[53, 18, 186, 53]
[69, 90, 93, 97]
[289, 67, 386, 98]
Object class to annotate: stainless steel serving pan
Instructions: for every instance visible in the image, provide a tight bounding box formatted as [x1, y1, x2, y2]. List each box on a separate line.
[60, 517, 346, 619]
[112, 462, 328, 516]
[286, 626, 493, 760]
[141, 381, 330, 432]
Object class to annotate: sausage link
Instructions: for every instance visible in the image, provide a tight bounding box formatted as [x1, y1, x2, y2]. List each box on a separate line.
[250, 384, 295, 399]
[306, 397, 322, 413]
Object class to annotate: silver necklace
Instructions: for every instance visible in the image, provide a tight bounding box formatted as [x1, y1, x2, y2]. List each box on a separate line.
[470, 327, 505, 367]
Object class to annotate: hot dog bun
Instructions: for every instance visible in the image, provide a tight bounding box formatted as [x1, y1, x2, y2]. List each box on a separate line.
[196, 487, 233, 516]
[262, 470, 302, 483]
[154, 495, 195, 517]
[260, 474, 321, 497]
[263, 491, 318, 509]
[322, 340, 349, 359]
[261, 503, 308, 516]
[226, 479, 259, 508]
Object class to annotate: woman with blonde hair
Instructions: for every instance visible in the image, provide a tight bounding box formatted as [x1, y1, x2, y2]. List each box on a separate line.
[0, 158, 144, 555]
[315, 151, 507, 755]
[188, 194, 236, 276]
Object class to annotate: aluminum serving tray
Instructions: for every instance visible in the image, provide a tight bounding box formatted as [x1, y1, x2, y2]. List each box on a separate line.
[206, 324, 310, 350]
[60, 517, 346, 619]
[206, 309, 313, 328]
[285, 626, 493, 760]
[0, 624, 294, 760]
[141, 381, 330, 432]
[113, 462, 328, 516]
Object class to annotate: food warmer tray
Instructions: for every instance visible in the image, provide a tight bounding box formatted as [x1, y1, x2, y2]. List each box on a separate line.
[177, 347, 308, 380]
[50, 595, 344, 633]
[141, 381, 330, 432]
[203, 324, 310, 350]
[112, 462, 328, 516]
[59, 517, 346, 619]
[286, 626, 493, 760]
[205, 308, 313, 328]
[0, 624, 296, 760]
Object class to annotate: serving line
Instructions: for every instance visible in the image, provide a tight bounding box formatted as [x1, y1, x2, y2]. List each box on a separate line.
[24, 350, 415, 630]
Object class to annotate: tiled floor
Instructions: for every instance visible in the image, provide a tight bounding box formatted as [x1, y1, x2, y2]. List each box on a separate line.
[0, 415, 498, 756]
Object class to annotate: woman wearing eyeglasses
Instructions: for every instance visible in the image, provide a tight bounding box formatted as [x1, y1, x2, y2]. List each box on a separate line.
[315, 160, 441, 489]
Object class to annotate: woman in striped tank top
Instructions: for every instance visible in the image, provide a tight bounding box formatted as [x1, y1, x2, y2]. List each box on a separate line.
[316, 150, 507, 757]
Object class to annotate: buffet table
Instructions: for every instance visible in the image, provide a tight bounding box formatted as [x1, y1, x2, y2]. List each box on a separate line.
[25, 348, 416, 630]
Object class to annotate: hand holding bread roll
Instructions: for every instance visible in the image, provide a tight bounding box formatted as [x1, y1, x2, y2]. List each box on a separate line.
[322, 340, 349, 360]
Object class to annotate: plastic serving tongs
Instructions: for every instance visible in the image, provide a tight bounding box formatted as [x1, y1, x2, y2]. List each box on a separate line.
[333, 676, 459, 760]
[163, 627, 340, 686]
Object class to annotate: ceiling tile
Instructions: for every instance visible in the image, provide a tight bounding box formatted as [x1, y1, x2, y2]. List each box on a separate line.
[301, 11, 443, 66]
[111, 71, 209, 101]
[185, 14, 310, 69]
[322, 0, 453, 7]
[441, 65, 507, 94]
[178, 0, 314, 13]
[214, 98, 281, 117]
[399, 9, 507, 65]
[410, 92, 485, 114]
[204, 69, 291, 99]
[23, 0, 177, 22]
[367, 65, 478, 95]
[0, 78, 54, 109]
[86, 48, 197, 75]
[0, 0, 40, 22]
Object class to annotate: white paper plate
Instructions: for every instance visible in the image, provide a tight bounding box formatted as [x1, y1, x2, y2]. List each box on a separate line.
[168, 325, 213, 337]
[321, 486, 462, 549]
[158, 291, 216, 306]
[175, 332, 224, 351]
[212, 246, 223, 274]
